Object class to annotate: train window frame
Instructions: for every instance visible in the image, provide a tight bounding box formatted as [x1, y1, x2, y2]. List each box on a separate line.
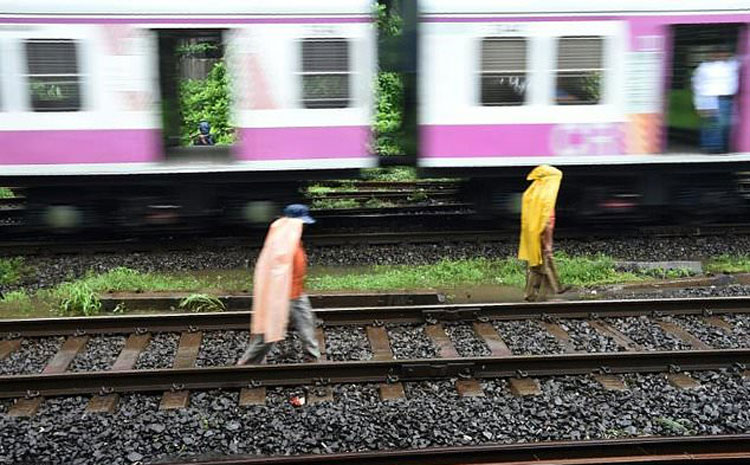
[299, 38, 351, 109]
[24, 39, 83, 112]
[479, 37, 528, 107]
[554, 36, 605, 106]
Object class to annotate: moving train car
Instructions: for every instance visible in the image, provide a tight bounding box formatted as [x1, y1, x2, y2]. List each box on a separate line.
[419, 0, 750, 222]
[0, 0, 376, 229]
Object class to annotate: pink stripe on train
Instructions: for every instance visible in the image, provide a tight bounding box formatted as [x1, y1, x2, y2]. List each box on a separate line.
[235, 126, 371, 160]
[0, 129, 161, 165]
[422, 123, 627, 158]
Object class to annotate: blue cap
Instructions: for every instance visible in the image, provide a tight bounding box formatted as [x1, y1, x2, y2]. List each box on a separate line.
[283, 204, 315, 224]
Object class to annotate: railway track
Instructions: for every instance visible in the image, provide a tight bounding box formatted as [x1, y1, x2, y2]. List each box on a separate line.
[1, 297, 749, 407]
[159, 435, 750, 465]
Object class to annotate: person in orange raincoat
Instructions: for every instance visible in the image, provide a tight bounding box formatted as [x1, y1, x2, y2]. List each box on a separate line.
[518, 165, 567, 301]
[237, 204, 320, 365]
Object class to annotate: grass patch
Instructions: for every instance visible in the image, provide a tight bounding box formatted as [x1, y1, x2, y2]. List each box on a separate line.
[311, 198, 360, 210]
[71, 267, 203, 293]
[0, 257, 25, 286]
[705, 255, 750, 274]
[0, 187, 14, 199]
[361, 167, 418, 182]
[363, 198, 398, 208]
[305, 184, 337, 196]
[56, 282, 102, 316]
[309, 254, 642, 292]
[179, 293, 226, 312]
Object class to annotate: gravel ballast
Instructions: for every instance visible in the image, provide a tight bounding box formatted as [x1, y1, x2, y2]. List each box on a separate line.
[492, 320, 565, 355]
[69, 336, 126, 372]
[387, 324, 438, 359]
[0, 337, 62, 375]
[444, 323, 491, 357]
[324, 326, 373, 361]
[608, 317, 694, 351]
[0, 371, 748, 464]
[134, 333, 179, 370]
[195, 331, 249, 368]
[559, 319, 624, 353]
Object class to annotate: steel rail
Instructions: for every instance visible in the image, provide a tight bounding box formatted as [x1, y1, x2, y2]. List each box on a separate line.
[2, 296, 750, 337]
[1, 349, 748, 398]
[153, 434, 750, 465]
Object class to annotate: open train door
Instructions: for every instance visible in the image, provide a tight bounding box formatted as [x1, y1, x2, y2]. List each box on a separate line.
[665, 24, 743, 154]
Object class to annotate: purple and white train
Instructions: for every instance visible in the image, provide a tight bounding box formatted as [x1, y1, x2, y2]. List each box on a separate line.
[419, 0, 750, 219]
[0, 0, 375, 227]
[2, 0, 750, 228]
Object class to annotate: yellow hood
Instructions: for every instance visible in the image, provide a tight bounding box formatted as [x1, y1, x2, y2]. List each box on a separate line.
[518, 165, 563, 266]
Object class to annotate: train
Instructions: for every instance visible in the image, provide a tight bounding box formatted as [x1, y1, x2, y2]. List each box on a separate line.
[1, 0, 750, 230]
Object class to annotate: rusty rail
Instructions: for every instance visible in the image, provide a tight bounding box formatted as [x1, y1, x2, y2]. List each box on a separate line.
[2, 296, 750, 338]
[154, 434, 750, 465]
[1, 349, 748, 399]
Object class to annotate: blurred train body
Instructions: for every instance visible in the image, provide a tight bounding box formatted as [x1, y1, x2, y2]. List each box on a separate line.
[0, 0, 375, 229]
[419, 0, 750, 223]
[2, 0, 750, 231]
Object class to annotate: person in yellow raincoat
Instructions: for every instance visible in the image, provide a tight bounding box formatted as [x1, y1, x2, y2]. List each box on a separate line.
[237, 204, 320, 365]
[518, 165, 567, 301]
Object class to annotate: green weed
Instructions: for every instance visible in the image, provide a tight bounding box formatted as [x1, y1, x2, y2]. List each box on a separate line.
[179, 293, 226, 312]
[311, 198, 359, 210]
[361, 167, 417, 182]
[407, 189, 429, 202]
[56, 282, 102, 316]
[305, 185, 336, 196]
[363, 198, 397, 208]
[0, 257, 25, 286]
[78, 267, 201, 293]
[705, 255, 750, 274]
[0, 187, 14, 199]
[654, 417, 694, 435]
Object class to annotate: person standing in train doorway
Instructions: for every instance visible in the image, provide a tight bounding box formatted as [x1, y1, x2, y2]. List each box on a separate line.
[237, 204, 320, 365]
[518, 165, 568, 302]
[692, 46, 740, 154]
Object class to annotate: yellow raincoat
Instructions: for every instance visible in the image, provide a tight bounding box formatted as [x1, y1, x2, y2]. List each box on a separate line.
[518, 165, 563, 267]
[250, 217, 304, 343]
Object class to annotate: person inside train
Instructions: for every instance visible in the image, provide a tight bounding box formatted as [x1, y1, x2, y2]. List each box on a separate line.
[518, 165, 569, 302]
[237, 204, 320, 365]
[193, 121, 215, 146]
[692, 46, 740, 154]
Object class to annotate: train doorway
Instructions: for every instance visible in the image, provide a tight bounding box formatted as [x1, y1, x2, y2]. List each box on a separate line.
[665, 24, 742, 154]
[155, 29, 232, 160]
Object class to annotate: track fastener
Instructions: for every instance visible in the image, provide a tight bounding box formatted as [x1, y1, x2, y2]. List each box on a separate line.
[99, 386, 114, 395]
[424, 316, 438, 325]
[733, 362, 746, 373]
[247, 380, 262, 389]
[386, 373, 400, 384]
[668, 364, 682, 374]
[187, 325, 198, 333]
[516, 370, 529, 379]
[652, 310, 663, 318]
[596, 366, 612, 375]
[135, 327, 148, 335]
[25, 390, 40, 399]
[458, 368, 473, 380]
[589, 312, 599, 320]
[702, 308, 713, 317]
[170, 383, 185, 392]
[73, 329, 87, 337]
[372, 320, 384, 327]
[477, 316, 490, 323]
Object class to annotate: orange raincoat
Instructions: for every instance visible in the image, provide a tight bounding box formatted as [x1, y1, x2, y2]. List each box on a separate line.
[518, 165, 563, 267]
[250, 217, 304, 343]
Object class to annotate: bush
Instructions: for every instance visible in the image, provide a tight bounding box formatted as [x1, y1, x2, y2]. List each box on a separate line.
[0, 257, 25, 286]
[0, 187, 14, 199]
[180, 61, 234, 146]
[56, 282, 102, 316]
[179, 294, 226, 313]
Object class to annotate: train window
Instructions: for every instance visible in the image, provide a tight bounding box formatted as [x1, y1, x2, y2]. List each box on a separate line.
[555, 37, 604, 105]
[25, 39, 82, 112]
[300, 38, 350, 109]
[480, 38, 527, 106]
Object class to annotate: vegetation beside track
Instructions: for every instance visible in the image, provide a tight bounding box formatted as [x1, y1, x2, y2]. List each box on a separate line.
[0, 187, 14, 199]
[4, 252, 750, 317]
[705, 255, 750, 274]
